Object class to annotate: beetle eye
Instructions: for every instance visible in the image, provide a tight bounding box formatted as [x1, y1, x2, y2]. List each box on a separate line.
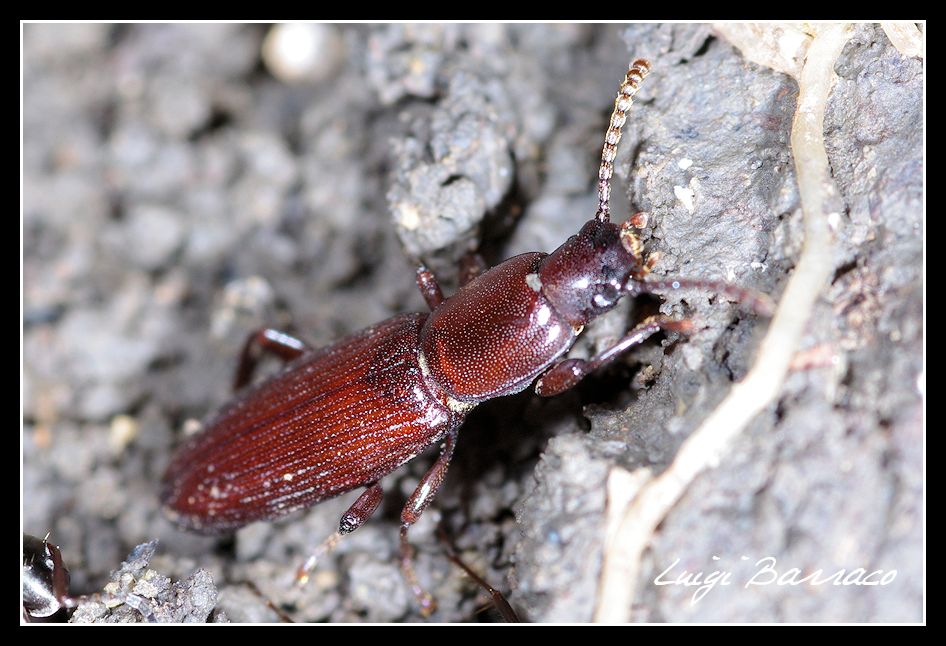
[592, 284, 619, 309]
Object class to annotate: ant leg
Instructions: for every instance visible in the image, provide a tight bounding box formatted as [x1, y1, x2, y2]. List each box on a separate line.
[400, 429, 459, 616]
[535, 316, 693, 397]
[234, 329, 311, 391]
[295, 483, 384, 586]
[416, 266, 445, 310]
[459, 253, 487, 287]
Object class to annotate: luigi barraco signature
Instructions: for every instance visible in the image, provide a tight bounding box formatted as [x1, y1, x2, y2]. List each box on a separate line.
[655, 556, 898, 605]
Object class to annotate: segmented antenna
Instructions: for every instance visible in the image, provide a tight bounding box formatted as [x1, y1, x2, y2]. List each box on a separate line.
[596, 58, 651, 222]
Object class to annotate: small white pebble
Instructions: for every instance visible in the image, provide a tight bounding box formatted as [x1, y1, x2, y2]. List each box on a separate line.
[108, 414, 138, 454]
[674, 185, 696, 213]
[396, 203, 421, 230]
[262, 23, 342, 85]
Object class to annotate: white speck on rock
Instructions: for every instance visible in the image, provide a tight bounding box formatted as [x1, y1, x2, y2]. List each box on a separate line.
[674, 185, 696, 213]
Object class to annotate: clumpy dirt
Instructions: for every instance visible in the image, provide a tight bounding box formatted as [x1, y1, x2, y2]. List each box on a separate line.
[23, 23, 922, 622]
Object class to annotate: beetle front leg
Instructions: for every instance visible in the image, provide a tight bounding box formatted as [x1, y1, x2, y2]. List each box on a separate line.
[535, 316, 694, 397]
[295, 483, 384, 586]
[233, 328, 312, 391]
[399, 429, 459, 616]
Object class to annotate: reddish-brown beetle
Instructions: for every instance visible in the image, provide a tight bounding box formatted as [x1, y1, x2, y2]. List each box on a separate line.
[161, 59, 771, 616]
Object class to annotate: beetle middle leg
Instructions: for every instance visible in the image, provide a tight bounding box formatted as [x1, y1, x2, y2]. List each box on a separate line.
[399, 428, 459, 616]
[416, 252, 488, 312]
[535, 315, 694, 397]
[233, 328, 312, 390]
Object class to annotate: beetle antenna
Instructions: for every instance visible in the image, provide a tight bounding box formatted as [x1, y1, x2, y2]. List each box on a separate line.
[596, 58, 651, 223]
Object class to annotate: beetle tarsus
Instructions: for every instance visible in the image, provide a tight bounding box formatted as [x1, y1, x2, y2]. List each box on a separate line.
[241, 580, 294, 623]
[631, 277, 776, 317]
[400, 525, 438, 617]
[295, 531, 342, 587]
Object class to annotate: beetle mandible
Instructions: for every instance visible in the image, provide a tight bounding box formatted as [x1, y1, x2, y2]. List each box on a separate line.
[161, 58, 772, 616]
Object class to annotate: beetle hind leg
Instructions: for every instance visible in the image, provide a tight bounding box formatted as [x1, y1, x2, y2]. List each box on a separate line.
[399, 429, 459, 616]
[437, 524, 520, 622]
[295, 483, 384, 587]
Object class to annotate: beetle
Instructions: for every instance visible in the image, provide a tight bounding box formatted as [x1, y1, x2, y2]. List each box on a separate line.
[22, 534, 156, 622]
[161, 58, 772, 616]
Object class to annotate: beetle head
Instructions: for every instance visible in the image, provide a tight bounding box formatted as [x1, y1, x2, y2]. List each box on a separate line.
[537, 218, 645, 329]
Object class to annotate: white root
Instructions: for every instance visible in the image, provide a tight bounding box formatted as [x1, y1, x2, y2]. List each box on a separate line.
[711, 23, 812, 78]
[593, 23, 852, 623]
[880, 22, 925, 59]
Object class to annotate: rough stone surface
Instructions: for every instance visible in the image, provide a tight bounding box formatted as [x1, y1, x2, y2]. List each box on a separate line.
[68, 540, 219, 623]
[512, 23, 923, 623]
[24, 23, 922, 623]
